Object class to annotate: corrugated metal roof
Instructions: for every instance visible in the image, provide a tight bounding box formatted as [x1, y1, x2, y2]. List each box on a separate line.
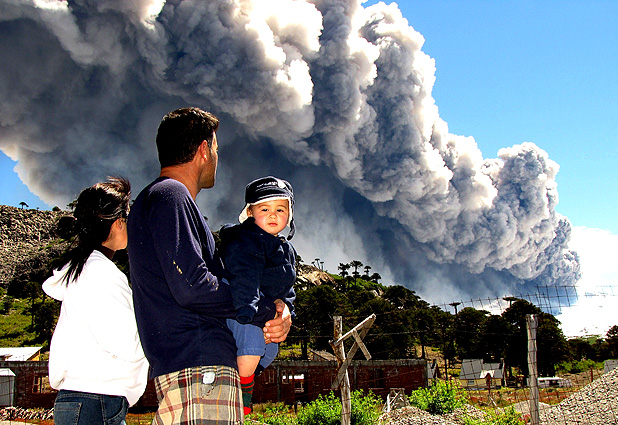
[0, 347, 42, 361]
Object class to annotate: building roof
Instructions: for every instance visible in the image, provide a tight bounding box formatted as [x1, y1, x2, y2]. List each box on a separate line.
[460, 359, 504, 380]
[0, 347, 42, 361]
[309, 349, 337, 361]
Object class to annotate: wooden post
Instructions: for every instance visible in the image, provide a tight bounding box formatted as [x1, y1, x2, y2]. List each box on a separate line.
[333, 316, 351, 425]
[527, 314, 539, 425]
[330, 314, 376, 425]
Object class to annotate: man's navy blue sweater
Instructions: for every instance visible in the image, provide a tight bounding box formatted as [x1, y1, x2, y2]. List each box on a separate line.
[127, 177, 275, 379]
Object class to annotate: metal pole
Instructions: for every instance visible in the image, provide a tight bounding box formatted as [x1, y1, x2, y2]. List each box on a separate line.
[527, 314, 539, 425]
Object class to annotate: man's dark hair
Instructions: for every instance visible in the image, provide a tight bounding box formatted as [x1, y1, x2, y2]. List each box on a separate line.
[156, 107, 220, 168]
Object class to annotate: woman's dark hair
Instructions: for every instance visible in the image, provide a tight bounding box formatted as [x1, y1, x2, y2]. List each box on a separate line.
[60, 177, 131, 284]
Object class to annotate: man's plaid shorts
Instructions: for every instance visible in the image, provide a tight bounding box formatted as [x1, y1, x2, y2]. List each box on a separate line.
[153, 365, 243, 425]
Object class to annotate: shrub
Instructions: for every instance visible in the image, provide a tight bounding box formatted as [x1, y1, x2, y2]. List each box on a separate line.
[408, 380, 467, 415]
[556, 359, 602, 374]
[296, 392, 340, 425]
[263, 390, 381, 425]
[350, 390, 382, 425]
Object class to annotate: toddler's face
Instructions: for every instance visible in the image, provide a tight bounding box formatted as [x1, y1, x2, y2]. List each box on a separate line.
[248, 199, 289, 236]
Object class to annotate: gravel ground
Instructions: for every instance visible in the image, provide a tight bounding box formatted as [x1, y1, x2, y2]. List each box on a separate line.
[378, 405, 486, 425]
[378, 368, 618, 424]
[539, 367, 618, 424]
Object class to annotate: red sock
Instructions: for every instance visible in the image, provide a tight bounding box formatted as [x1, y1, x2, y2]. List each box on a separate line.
[240, 374, 255, 415]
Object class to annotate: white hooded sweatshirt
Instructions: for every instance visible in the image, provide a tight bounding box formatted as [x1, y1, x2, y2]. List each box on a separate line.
[43, 250, 149, 406]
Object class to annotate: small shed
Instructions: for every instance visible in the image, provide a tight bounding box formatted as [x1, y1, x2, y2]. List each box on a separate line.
[309, 349, 336, 362]
[459, 359, 504, 389]
[0, 368, 15, 406]
[604, 359, 618, 374]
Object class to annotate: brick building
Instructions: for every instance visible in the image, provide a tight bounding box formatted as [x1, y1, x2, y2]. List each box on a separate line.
[0, 358, 426, 409]
[252, 359, 427, 404]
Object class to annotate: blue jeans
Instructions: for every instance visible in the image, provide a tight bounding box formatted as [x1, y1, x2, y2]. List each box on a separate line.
[53, 390, 128, 425]
[227, 319, 279, 370]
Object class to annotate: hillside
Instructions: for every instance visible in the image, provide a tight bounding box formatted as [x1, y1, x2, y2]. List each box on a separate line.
[0, 205, 70, 295]
[0, 205, 334, 294]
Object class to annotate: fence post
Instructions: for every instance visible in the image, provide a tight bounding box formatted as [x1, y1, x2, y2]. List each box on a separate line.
[333, 316, 351, 425]
[527, 314, 539, 425]
[330, 314, 376, 425]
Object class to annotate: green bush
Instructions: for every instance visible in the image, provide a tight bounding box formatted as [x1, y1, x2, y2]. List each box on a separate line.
[350, 390, 382, 425]
[556, 359, 602, 374]
[296, 392, 341, 425]
[254, 390, 382, 425]
[463, 406, 525, 425]
[408, 380, 467, 415]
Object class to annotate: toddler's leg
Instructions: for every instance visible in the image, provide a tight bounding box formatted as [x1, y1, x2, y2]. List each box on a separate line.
[238, 355, 261, 415]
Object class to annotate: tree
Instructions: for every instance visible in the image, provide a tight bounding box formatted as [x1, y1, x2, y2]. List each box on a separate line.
[383, 285, 424, 310]
[349, 260, 363, 279]
[479, 314, 511, 363]
[432, 307, 455, 375]
[337, 263, 350, 278]
[361, 265, 372, 280]
[32, 298, 60, 346]
[501, 299, 567, 377]
[369, 272, 381, 283]
[606, 325, 618, 358]
[502, 299, 541, 376]
[537, 314, 568, 376]
[453, 307, 488, 360]
[358, 297, 411, 359]
[294, 285, 350, 354]
[412, 308, 437, 359]
[24, 281, 43, 327]
[19, 201, 29, 209]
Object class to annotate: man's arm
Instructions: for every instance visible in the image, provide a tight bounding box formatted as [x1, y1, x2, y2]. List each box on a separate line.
[263, 300, 292, 343]
[146, 184, 235, 316]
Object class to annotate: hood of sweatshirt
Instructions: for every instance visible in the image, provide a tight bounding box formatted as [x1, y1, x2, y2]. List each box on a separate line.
[42, 250, 110, 301]
[42, 263, 70, 302]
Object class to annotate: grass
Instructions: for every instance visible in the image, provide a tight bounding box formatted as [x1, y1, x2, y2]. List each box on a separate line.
[0, 297, 36, 347]
[126, 412, 156, 424]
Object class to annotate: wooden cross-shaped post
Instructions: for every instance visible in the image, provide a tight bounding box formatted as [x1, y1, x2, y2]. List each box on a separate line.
[330, 314, 376, 425]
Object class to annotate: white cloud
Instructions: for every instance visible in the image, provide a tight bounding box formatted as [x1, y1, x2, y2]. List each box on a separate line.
[556, 226, 618, 338]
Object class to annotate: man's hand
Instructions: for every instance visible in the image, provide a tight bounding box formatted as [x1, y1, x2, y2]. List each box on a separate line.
[263, 299, 291, 344]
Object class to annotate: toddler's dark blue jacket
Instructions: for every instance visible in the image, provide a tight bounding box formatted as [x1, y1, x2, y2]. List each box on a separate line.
[219, 218, 296, 326]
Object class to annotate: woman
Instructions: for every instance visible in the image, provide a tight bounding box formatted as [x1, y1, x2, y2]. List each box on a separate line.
[43, 177, 148, 425]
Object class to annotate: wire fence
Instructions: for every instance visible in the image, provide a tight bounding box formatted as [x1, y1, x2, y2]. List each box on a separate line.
[0, 286, 617, 424]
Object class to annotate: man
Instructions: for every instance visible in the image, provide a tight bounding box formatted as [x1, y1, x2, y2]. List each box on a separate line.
[127, 107, 291, 424]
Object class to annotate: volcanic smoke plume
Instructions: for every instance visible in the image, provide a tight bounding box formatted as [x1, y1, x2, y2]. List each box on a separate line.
[0, 0, 580, 303]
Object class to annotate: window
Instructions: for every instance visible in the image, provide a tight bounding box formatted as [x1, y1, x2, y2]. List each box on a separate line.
[294, 374, 305, 394]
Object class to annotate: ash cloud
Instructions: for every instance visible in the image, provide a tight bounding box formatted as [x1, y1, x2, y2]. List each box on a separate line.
[0, 0, 580, 304]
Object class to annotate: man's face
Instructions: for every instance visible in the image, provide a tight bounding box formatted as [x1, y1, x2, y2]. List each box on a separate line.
[201, 133, 218, 189]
